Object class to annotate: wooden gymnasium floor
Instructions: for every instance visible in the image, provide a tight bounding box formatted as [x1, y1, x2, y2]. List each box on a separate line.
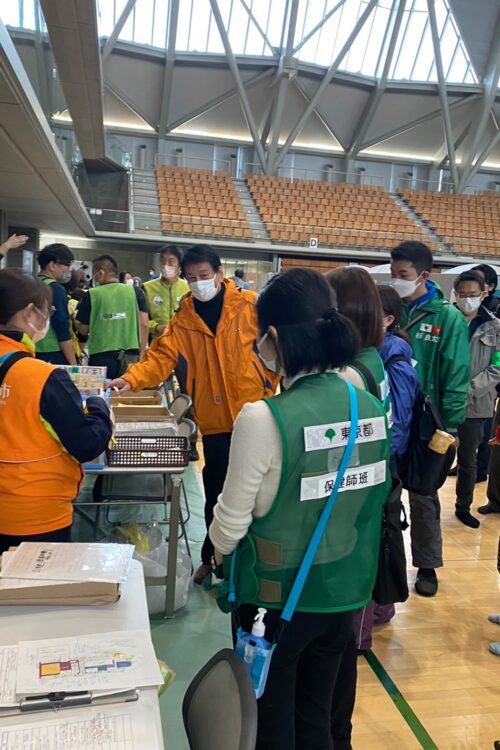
[354, 476, 500, 750]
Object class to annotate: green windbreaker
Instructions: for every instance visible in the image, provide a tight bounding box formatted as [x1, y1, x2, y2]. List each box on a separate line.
[404, 282, 470, 431]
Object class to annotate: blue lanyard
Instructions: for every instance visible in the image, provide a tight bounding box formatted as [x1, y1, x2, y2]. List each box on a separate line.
[229, 380, 359, 619]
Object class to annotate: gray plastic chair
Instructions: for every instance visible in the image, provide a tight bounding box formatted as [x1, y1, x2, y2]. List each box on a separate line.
[183, 649, 257, 750]
[170, 393, 193, 421]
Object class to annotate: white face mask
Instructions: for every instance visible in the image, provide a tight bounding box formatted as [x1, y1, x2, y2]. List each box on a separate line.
[161, 265, 178, 280]
[26, 306, 50, 344]
[60, 270, 72, 284]
[456, 296, 482, 316]
[189, 275, 219, 302]
[125, 278, 134, 285]
[257, 333, 285, 375]
[391, 276, 422, 299]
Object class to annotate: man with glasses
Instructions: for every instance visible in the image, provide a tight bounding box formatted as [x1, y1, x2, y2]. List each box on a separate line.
[36, 243, 77, 365]
[453, 270, 500, 527]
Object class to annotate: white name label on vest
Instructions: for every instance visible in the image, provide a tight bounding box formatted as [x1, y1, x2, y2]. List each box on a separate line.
[303, 416, 386, 452]
[300, 460, 387, 502]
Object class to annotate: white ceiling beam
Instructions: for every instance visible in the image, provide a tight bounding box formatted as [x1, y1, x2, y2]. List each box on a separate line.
[293, 77, 347, 152]
[348, 0, 407, 160]
[273, 0, 379, 172]
[292, 0, 346, 55]
[462, 128, 500, 187]
[427, 0, 459, 190]
[101, 0, 137, 65]
[238, 0, 276, 55]
[158, 0, 180, 139]
[209, 0, 267, 170]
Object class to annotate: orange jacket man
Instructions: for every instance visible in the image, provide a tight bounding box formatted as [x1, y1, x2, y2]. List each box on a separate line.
[111, 245, 278, 582]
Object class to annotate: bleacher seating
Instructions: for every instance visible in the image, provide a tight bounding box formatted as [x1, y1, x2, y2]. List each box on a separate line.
[280, 258, 376, 274]
[246, 175, 437, 251]
[156, 165, 252, 240]
[398, 188, 499, 257]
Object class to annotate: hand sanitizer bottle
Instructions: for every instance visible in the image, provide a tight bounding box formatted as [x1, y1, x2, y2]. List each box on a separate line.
[235, 608, 275, 698]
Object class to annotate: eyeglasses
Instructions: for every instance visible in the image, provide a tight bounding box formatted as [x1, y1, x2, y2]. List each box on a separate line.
[455, 292, 482, 299]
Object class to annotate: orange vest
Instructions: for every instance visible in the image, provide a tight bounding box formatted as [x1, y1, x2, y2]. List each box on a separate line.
[0, 334, 83, 535]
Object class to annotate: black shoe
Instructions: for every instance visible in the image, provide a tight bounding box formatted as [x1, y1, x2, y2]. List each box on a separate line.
[189, 446, 200, 462]
[448, 466, 458, 477]
[476, 473, 488, 483]
[478, 503, 500, 515]
[415, 568, 438, 597]
[455, 511, 480, 528]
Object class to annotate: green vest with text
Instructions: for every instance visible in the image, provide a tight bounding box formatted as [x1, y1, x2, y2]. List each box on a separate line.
[35, 277, 60, 354]
[88, 283, 139, 355]
[232, 373, 391, 613]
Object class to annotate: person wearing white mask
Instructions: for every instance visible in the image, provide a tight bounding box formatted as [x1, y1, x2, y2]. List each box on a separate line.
[0, 269, 112, 553]
[110, 244, 280, 583]
[36, 243, 78, 365]
[143, 246, 189, 340]
[453, 270, 500, 528]
[390, 241, 470, 597]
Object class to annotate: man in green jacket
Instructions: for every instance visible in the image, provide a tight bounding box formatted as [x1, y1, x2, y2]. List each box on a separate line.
[391, 241, 470, 597]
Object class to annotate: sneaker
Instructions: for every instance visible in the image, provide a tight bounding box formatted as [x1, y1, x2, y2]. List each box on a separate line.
[415, 568, 438, 597]
[476, 473, 488, 483]
[455, 511, 480, 528]
[489, 642, 500, 656]
[478, 503, 500, 515]
[488, 614, 500, 625]
[189, 446, 200, 462]
[193, 563, 212, 585]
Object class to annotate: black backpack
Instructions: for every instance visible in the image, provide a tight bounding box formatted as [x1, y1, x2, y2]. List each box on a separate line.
[388, 312, 456, 495]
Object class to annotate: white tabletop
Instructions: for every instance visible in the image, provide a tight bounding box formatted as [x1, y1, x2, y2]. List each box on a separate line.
[0, 560, 165, 748]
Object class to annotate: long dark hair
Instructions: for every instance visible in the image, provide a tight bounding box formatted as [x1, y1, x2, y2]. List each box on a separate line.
[325, 267, 384, 348]
[0, 269, 52, 325]
[256, 268, 360, 377]
[377, 284, 410, 343]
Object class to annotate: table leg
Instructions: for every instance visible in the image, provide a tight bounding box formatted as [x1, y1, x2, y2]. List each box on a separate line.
[164, 473, 182, 618]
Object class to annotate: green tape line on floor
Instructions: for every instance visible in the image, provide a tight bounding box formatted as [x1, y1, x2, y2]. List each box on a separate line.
[365, 650, 439, 750]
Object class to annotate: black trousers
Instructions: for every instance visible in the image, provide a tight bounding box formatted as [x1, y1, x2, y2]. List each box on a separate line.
[456, 418, 487, 512]
[477, 416, 493, 476]
[0, 525, 72, 555]
[487, 401, 500, 510]
[236, 604, 355, 750]
[36, 351, 70, 365]
[200, 432, 232, 564]
[89, 351, 138, 380]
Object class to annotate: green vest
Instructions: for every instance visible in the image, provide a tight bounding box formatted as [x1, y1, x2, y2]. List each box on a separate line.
[144, 277, 190, 338]
[233, 373, 391, 613]
[88, 283, 139, 355]
[35, 277, 60, 354]
[352, 346, 388, 403]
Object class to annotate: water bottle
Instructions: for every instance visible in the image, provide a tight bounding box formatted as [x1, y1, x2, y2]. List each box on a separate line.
[145, 515, 163, 550]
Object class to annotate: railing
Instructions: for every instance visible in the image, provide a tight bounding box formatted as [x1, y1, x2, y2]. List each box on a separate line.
[155, 154, 232, 174]
[243, 163, 385, 186]
[86, 207, 499, 259]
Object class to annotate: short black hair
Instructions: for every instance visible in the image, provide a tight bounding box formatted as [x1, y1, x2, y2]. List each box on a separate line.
[119, 271, 132, 283]
[235, 268, 245, 279]
[454, 270, 485, 292]
[159, 244, 182, 265]
[38, 243, 74, 269]
[93, 254, 118, 274]
[256, 268, 360, 377]
[472, 264, 498, 292]
[181, 244, 221, 275]
[391, 241, 433, 275]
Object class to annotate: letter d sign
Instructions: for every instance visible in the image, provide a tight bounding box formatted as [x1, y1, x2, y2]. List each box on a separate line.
[309, 237, 318, 249]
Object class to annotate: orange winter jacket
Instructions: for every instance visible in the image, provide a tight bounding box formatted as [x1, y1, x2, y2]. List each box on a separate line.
[123, 280, 279, 435]
[0, 334, 83, 535]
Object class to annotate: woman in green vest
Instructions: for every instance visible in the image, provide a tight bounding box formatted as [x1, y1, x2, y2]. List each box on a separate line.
[209, 268, 391, 750]
[326, 266, 387, 403]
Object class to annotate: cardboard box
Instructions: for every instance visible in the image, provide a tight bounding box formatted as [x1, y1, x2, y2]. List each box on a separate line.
[109, 389, 162, 406]
[111, 404, 172, 421]
[0, 555, 120, 606]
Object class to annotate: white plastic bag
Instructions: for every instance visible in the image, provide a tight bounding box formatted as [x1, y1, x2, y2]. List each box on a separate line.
[134, 543, 191, 614]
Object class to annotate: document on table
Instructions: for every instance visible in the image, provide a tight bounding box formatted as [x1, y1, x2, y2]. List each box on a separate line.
[0, 646, 17, 707]
[16, 630, 163, 696]
[0, 552, 69, 590]
[0, 543, 134, 583]
[0, 701, 161, 749]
